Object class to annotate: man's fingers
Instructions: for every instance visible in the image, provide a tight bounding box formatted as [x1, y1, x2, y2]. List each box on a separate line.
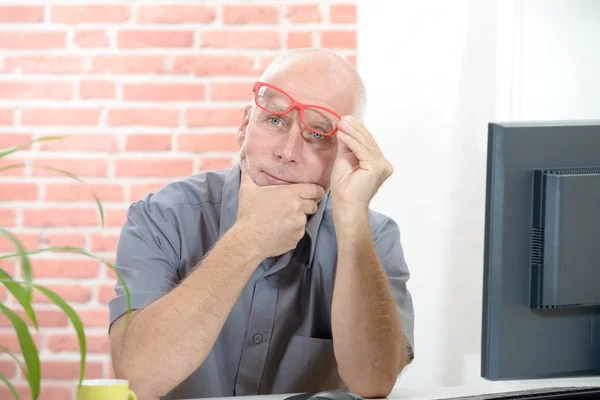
[302, 199, 319, 215]
[293, 183, 325, 200]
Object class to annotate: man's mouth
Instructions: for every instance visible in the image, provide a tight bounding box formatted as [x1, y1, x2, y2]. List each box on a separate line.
[263, 172, 295, 185]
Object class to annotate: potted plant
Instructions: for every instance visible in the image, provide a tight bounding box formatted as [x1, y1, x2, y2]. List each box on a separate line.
[0, 136, 132, 400]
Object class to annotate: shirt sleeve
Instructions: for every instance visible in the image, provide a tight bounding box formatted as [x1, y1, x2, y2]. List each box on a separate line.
[373, 217, 415, 364]
[108, 197, 181, 331]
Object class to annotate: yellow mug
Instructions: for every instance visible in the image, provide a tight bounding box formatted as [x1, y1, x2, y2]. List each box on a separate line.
[77, 379, 137, 400]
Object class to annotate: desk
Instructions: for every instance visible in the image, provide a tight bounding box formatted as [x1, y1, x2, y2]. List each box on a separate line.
[194, 381, 599, 400]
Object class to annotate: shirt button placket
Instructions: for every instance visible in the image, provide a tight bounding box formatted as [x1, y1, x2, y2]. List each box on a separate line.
[234, 277, 279, 395]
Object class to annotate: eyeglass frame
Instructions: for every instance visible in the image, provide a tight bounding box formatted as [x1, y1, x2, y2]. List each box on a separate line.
[252, 81, 341, 136]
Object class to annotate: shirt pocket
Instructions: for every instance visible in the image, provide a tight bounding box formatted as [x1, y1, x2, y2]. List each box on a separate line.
[269, 335, 345, 394]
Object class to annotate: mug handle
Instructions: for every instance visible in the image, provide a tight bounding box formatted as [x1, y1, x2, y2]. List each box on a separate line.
[128, 389, 138, 400]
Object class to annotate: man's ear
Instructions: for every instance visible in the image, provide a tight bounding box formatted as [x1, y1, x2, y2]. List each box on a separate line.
[237, 105, 252, 147]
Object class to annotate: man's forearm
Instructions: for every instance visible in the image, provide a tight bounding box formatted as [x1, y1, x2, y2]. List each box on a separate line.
[331, 210, 409, 398]
[111, 223, 263, 399]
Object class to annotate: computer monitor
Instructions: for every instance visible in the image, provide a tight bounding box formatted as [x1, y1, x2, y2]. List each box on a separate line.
[481, 121, 600, 381]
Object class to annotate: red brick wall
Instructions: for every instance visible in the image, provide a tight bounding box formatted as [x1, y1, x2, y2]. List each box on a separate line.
[0, 2, 357, 399]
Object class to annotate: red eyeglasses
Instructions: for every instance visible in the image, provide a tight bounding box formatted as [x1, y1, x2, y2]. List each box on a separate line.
[252, 81, 341, 136]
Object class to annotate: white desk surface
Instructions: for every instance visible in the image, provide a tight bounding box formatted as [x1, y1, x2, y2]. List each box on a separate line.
[195, 381, 599, 400]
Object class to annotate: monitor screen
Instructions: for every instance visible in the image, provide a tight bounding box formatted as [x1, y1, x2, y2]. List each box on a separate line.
[481, 121, 600, 380]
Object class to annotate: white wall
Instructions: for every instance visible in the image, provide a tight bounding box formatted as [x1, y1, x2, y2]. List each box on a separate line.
[358, 0, 600, 390]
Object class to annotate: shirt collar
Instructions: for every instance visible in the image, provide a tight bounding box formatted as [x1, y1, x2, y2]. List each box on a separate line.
[219, 163, 327, 267]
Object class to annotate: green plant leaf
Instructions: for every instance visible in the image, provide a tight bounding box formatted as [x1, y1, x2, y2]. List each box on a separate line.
[0, 269, 38, 332]
[0, 163, 105, 228]
[0, 345, 27, 381]
[0, 246, 133, 328]
[0, 304, 39, 400]
[0, 229, 37, 329]
[0, 374, 20, 400]
[0, 135, 69, 159]
[35, 285, 87, 391]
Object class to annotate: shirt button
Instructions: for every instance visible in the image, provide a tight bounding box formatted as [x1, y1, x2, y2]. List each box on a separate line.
[253, 334, 263, 344]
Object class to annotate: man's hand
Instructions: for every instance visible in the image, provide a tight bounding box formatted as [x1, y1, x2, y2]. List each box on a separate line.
[330, 115, 393, 210]
[235, 167, 325, 258]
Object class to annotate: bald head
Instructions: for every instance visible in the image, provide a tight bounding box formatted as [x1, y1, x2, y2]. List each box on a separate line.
[257, 48, 367, 119]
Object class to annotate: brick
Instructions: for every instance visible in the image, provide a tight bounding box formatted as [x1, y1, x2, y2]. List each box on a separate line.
[43, 233, 86, 248]
[98, 284, 115, 304]
[0, 81, 72, 100]
[91, 233, 119, 252]
[259, 55, 278, 70]
[0, 260, 16, 276]
[0, 308, 68, 328]
[210, 82, 252, 101]
[3, 56, 83, 74]
[115, 159, 193, 178]
[0, 209, 16, 226]
[285, 4, 321, 23]
[118, 30, 193, 48]
[30, 158, 107, 177]
[0, 332, 41, 353]
[125, 134, 172, 151]
[202, 30, 280, 49]
[186, 108, 244, 127]
[0, 183, 38, 201]
[0, 133, 32, 148]
[199, 157, 234, 171]
[51, 4, 129, 24]
[33, 284, 92, 304]
[330, 4, 356, 23]
[42, 360, 103, 380]
[45, 183, 124, 202]
[106, 208, 127, 227]
[47, 333, 109, 353]
[124, 83, 205, 102]
[30, 258, 100, 278]
[0, 232, 40, 252]
[223, 5, 279, 24]
[0, 383, 69, 400]
[129, 182, 168, 202]
[92, 55, 167, 74]
[23, 209, 99, 228]
[0, 6, 44, 22]
[79, 309, 109, 328]
[107, 108, 178, 127]
[0, 31, 65, 49]
[79, 80, 116, 99]
[74, 30, 109, 48]
[0, 359, 16, 378]
[0, 158, 24, 177]
[287, 31, 313, 48]
[38, 134, 118, 153]
[172, 55, 255, 76]
[21, 108, 100, 126]
[137, 5, 216, 23]
[0, 108, 12, 125]
[321, 30, 356, 49]
[178, 133, 239, 152]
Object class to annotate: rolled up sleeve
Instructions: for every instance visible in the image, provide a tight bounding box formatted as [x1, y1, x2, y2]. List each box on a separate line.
[108, 197, 181, 331]
[373, 217, 415, 363]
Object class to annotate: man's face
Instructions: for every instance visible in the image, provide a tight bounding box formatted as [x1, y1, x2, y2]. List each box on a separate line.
[237, 65, 356, 191]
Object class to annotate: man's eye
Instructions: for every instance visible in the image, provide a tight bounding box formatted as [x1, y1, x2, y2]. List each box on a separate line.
[310, 131, 325, 140]
[269, 117, 283, 126]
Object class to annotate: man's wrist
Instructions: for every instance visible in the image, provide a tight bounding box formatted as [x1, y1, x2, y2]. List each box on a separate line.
[226, 221, 267, 266]
[332, 202, 370, 229]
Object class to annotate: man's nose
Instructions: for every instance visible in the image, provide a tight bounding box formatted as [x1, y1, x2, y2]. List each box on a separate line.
[273, 121, 304, 163]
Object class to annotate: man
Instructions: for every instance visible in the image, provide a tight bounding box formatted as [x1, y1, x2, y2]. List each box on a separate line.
[108, 48, 415, 400]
